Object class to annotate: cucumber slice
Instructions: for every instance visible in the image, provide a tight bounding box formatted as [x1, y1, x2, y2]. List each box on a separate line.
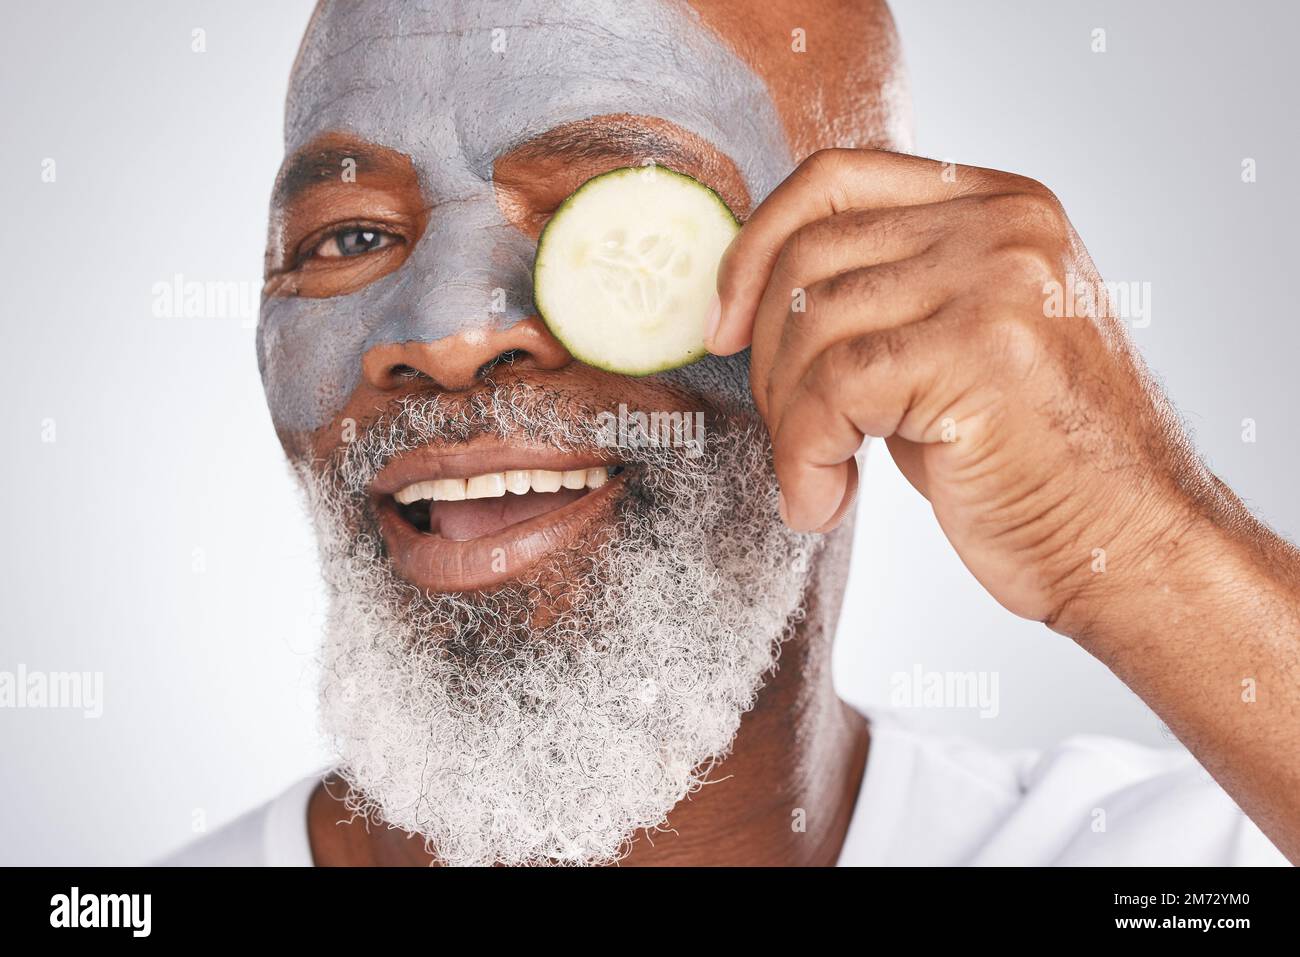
[533, 165, 740, 376]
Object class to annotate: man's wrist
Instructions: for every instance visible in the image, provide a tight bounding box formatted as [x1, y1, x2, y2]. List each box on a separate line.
[1047, 492, 1243, 651]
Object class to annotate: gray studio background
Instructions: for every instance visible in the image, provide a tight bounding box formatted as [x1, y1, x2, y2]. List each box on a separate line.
[0, 0, 1294, 864]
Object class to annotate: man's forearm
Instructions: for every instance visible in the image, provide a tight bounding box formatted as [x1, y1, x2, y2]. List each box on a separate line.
[1064, 485, 1300, 863]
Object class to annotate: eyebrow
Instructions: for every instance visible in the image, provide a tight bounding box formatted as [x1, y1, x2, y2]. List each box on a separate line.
[272, 143, 400, 207]
[500, 118, 713, 171]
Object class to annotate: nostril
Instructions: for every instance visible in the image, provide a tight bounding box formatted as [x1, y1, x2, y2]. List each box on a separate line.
[476, 349, 523, 378]
[391, 363, 427, 380]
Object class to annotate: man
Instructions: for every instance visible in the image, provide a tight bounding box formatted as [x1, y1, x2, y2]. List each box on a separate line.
[167, 0, 1297, 866]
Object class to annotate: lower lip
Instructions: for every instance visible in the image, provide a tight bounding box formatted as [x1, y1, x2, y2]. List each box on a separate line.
[374, 474, 627, 592]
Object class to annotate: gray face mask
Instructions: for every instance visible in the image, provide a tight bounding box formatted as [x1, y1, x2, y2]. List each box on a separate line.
[258, 0, 792, 435]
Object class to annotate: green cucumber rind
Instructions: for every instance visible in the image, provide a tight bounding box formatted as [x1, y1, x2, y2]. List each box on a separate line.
[532, 165, 741, 377]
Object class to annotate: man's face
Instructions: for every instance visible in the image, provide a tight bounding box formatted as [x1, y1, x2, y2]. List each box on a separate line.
[258, 0, 834, 865]
[260, 0, 795, 432]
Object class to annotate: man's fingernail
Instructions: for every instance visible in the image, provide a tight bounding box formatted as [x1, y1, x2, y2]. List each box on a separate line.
[703, 294, 722, 350]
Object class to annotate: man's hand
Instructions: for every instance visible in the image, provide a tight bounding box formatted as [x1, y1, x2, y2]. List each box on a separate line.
[709, 148, 1300, 863]
[709, 148, 1207, 632]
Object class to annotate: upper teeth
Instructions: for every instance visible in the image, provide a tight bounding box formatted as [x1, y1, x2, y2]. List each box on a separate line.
[394, 468, 610, 505]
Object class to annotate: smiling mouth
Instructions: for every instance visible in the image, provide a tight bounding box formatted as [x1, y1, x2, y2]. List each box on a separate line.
[370, 445, 628, 593]
[391, 464, 624, 538]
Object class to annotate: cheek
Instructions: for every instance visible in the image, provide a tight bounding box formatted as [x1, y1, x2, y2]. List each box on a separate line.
[657, 352, 754, 414]
[274, 386, 384, 468]
[257, 293, 374, 436]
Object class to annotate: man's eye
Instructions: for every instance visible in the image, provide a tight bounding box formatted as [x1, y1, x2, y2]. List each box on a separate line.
[314, 228, 397, 259]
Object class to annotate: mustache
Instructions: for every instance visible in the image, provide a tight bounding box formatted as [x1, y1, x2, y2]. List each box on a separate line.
[329, 383, 621, 496]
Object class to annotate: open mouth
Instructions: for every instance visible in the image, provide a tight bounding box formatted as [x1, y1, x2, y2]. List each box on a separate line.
[370, 446, 628, 593]
[391, 464, 625, 540]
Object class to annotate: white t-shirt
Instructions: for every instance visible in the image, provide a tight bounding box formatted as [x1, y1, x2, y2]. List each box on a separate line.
[161, 711, 1288, 866]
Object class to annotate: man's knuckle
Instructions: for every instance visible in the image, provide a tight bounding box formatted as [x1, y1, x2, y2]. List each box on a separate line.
[996, 171, 1053, 197]
[775, 219, 829, 287]
[980, 189, 1028, 220]
[833, 264, 887, 305]
[793, 149, 833, 186]
[797, 269, 857, 331]
[805, 146, 849, 172]
[985, 183, 1068, 233]
[786, 285, 820, 338]
[796, 148, 860, 199]
[834, 329, 895, 377]
[1027, 189, 1069, 233]
[993, 242, 1061, 288]
[986, 313, 1044, 378]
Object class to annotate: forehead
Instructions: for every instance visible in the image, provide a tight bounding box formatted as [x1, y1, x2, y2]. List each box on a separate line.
[287, 0, 792, 201]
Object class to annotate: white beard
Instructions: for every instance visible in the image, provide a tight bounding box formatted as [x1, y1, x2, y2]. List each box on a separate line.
[298, 385, 817, 866]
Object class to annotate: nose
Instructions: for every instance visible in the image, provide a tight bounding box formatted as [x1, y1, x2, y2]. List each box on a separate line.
[361, 316, 572, 393]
